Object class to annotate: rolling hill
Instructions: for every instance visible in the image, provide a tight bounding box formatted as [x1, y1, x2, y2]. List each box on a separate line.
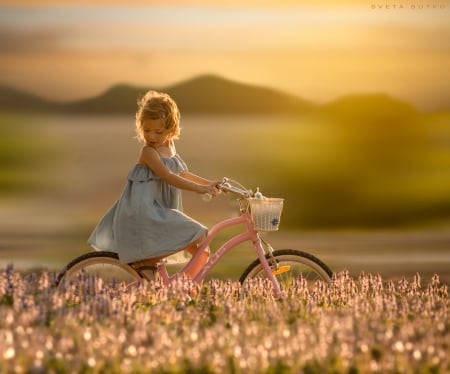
[0, 75, 316, 116]
[0, 85, 65, 113]
[0, 74, 441, 116]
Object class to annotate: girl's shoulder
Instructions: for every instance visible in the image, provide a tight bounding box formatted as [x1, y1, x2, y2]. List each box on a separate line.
[139, 145, 178, 165]
[140, 144, 158, 153]
[138, 146, 161, 167]
[150, 142, 177, 159]
[140, 145, 159, 158]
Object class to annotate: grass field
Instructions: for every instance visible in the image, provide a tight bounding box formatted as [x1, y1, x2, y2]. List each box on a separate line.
[0, 268, 448, 373]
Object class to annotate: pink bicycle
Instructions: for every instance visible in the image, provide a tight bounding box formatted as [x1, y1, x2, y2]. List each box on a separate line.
[56, 178, 333, 297]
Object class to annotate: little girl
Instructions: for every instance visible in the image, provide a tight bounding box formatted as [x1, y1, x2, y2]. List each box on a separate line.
[88, 90, 219, 279]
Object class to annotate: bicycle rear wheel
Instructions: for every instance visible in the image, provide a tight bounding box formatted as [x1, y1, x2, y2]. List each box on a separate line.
[56, 251, 141, 291]
[239, 249, 333, 293]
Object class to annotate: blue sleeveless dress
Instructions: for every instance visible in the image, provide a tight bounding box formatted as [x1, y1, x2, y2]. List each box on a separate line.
[88, 154, 207, 264]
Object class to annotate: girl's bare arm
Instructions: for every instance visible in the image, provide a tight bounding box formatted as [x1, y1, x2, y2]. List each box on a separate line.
[180, 171, 216, 186]
[140, 147, 216, 195]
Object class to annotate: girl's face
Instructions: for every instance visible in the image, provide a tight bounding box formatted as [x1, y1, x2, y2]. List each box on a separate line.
[141, 118, 172, 148]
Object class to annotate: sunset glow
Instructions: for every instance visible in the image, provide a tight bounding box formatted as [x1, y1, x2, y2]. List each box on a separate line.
[0, 1, 449, 110]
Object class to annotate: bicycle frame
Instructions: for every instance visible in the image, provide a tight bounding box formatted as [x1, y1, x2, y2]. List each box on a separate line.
[156, 210, 283, 298]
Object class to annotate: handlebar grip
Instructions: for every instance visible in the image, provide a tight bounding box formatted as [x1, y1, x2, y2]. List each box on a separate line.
[218, 182, 251, 198]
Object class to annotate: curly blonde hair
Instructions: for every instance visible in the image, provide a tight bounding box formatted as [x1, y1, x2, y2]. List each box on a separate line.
[135, 90, 181, 142]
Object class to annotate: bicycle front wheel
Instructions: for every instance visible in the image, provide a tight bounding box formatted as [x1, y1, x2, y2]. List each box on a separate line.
[239, 249, 333, 292]
[56, 251, 141, 291]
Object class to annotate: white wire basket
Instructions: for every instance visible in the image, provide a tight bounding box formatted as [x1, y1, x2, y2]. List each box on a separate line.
[248, 198, 284, 231]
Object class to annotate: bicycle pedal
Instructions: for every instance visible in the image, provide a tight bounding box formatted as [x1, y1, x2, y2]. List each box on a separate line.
[272, 266, 291, 275]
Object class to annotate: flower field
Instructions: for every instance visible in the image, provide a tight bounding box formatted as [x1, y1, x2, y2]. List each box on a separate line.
[1, 265, 448, 374]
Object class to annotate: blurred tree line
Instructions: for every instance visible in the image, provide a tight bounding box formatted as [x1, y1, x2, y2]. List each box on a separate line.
[229, 95, 450, 229]
[1, 96, 449, 229]
[0, 115, 57, 196]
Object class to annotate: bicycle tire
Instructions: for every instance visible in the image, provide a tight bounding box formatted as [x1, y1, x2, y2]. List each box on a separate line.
[56, 251, 141, 289]
[239, 249, 333, 292]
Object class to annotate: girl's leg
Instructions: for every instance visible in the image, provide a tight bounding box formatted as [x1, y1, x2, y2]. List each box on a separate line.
[183, 235, 210, 278]
[130, 236, 209, 280]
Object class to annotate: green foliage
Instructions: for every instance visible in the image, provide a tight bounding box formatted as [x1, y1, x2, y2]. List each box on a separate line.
[0, 114, 59, 195]
[2, 104, 450, 228]
[0, 294, 13, 307]
[219, 108, 450, 228]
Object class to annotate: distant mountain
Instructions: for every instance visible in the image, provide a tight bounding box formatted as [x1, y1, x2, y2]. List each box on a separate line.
[64, 75, 316, 115]
[0, 74, 439, 117]
[0, 75, 316, 116]
[167, 75, 315, 114]
[0, 85, 64, 113]
[64, 84, 148, 114]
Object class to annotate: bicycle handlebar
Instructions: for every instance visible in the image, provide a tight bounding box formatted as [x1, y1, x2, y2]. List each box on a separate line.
[216, 178, 251, 198]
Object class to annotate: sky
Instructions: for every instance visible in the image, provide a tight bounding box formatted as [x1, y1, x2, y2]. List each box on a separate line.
[0, 0, 449, 111]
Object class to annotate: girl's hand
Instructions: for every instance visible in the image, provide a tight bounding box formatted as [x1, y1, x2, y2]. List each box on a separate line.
[199, 181, 220, 197]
